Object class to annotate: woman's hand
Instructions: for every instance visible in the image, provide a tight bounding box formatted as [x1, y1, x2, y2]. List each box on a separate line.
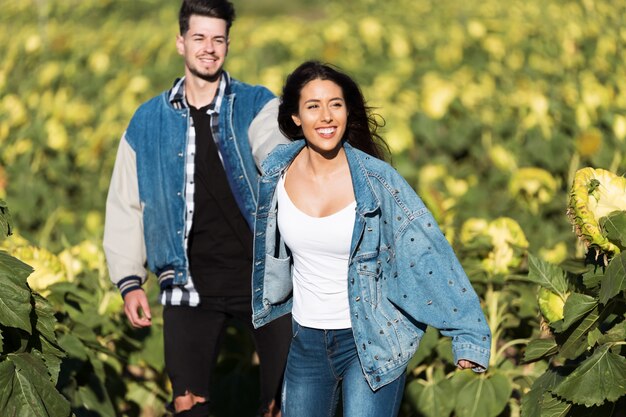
[457, 359, 479, 370]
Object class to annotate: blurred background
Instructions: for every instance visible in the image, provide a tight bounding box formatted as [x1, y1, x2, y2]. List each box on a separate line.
[1, 0, 625, 416]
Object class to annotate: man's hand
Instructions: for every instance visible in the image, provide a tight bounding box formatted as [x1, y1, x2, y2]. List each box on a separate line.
[123, 289, 152, 328]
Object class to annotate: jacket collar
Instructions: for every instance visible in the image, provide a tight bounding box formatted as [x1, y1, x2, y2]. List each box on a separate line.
[262, 140, 380, 216]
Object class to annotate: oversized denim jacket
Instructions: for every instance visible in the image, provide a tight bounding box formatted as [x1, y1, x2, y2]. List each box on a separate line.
[252, 140, 491, 391]
[105, 77, 278, 292]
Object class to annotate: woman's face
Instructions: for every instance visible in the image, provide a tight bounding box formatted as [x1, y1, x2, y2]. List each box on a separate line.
[292, 78, 348, 156]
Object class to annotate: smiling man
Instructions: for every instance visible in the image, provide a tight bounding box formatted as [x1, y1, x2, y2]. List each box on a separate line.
[103, 1, 291, 416]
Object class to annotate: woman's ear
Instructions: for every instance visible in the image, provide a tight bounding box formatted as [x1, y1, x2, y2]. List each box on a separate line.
[291, 114, 301, 127]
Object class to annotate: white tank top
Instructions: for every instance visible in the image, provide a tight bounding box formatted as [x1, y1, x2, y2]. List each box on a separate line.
[276, 174, 355, 329]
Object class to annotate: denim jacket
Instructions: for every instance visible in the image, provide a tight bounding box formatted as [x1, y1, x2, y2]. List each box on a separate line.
[252, 140, 491, 390]
[104, 76, 287, 297]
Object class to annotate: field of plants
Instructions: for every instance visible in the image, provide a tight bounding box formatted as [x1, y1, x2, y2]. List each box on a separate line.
[1, 0, 625, 416]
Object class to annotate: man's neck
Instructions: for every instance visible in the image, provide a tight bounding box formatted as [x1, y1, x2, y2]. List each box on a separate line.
[184, 72, 222, 108]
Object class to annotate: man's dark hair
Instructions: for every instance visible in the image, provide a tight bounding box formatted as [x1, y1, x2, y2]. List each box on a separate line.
[179, 0, 236, 35]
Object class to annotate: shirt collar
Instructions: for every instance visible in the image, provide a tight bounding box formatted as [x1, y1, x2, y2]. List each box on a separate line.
[168, 72, 230, 113]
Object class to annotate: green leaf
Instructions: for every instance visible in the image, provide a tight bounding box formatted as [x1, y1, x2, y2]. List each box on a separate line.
[452, 370, 511, 417]
[5, 353, 71, 417]
[527, 255, 569, 298]
[598, 321, 626, 345]
[33, 293, 58, 344]
[561, 293, 598, 331]
[587, 328, 602, 347]
[582, 268, 604, 289]
[523, 338, 558, 363]
[538, 393, 572, 417]
[521, 369, 568, 417]
[599, 252, 626, 305]
[406, 377, 456, 417]
[0, 252, 33, 334]
[57, 333, 89, 361]
[0, 200, 12, 239]
[553, 344, 626, 407]
[73, 374, 117, 417]
[600, 211, 626, 249]
[558, 307, 600, 360]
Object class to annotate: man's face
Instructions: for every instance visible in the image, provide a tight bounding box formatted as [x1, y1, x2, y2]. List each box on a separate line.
[176, 15, 229, 82]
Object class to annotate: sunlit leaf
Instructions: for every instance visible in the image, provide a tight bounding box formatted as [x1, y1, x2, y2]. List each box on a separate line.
[521, 369, 568, 417]
[561, 293, 598, 331]
[600, 211, 626, 249]
[558, 307, 600, 360]
[0, 251, 33, 333]
[406, 377, 456, 417]
[527, 255, 569, 298]
[523, 338, 558, 363]
[553, 344, 626, 407]
[453, 371, 511, 417]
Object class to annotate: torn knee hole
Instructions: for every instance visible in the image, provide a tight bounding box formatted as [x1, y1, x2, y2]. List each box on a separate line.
[174, 391, 207, 411]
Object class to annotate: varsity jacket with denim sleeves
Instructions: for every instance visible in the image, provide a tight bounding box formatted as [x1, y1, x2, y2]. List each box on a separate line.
[103, 75, 288, 302]
[252, 140, 491, 391]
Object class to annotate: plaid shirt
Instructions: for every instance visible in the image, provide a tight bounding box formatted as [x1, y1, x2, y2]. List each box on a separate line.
[160, 73, 229, 306]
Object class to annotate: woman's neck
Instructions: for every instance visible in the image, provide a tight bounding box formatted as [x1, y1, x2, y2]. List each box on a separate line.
[299, 145, 347, 179]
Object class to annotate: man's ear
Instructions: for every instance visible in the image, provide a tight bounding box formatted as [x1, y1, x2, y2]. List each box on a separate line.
[175, 34, 185, 56]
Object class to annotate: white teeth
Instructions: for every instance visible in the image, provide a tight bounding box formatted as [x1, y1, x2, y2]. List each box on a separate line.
[317, 128, 335, 134]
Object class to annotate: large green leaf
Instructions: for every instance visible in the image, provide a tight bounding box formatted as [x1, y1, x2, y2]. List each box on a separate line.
[521, 369, 567, 417]
[1, 353, 71, 417]
[600, 211, 626, 249]
[553, 344, 626, 407]
[538, 394, 572, 417]
[452, 370, 511, 417]
[561, 293, 598, 331]
[599, 252, 626, 305]
[527, 255, 569, 298]
[523, 338, 558, 363]
[406, 377, 456, 417]
[0, 252, 33, 334]
[558, 307, 600, 360]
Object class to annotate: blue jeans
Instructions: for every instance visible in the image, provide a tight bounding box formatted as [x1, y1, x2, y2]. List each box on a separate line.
[282, 321, 405, 417]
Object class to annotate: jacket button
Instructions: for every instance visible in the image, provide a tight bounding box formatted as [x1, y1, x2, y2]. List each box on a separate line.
[178, 152, 183, 157]
[375, 376, 381, 382]
[355, 296, 361, 301]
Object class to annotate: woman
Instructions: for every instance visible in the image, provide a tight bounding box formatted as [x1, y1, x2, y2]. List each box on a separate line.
[251, 61, 491, 417]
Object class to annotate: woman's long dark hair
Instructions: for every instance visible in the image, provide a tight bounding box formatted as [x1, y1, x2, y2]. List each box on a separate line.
[278, 61, 389, 161]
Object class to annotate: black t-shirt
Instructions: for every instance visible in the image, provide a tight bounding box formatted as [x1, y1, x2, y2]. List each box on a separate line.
[187, 105, 253, 296]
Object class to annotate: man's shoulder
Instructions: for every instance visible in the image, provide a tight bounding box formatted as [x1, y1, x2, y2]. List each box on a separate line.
[228, 77, 275, 100]
[135, 91, 170, 114]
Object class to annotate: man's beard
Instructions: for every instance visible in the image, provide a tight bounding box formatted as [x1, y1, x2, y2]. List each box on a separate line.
[189, 65, 222, 83]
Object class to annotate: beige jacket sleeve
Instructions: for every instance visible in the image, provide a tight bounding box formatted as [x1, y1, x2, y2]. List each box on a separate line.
[249, 98, 291, 172]
[103, 134, 148, 292]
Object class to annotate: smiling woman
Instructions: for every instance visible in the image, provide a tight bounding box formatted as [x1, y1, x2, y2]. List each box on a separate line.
[251, 61, 492, 417]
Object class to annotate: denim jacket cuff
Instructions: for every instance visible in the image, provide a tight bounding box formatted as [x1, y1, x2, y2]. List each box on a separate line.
[453, 343, 490, 372]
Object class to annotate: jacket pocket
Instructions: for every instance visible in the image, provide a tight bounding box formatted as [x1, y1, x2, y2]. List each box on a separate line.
[263, 254, 293, 304]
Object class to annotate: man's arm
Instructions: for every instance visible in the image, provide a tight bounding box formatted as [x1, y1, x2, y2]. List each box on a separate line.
[248, 98, 290, 172]
[103, 135, 151, 327]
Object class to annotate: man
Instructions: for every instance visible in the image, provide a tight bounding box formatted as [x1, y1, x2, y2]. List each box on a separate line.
[103, 1, 290, 416]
